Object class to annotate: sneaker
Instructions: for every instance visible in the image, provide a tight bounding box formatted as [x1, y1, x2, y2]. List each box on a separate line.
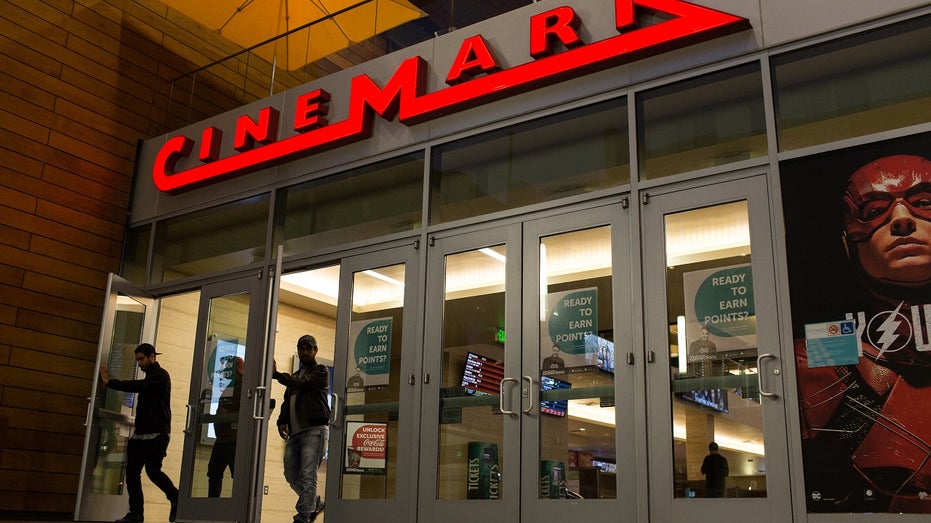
[169, 501, 178, 522]
[115, 513, 144, 523]
[314, 498, 325, 515]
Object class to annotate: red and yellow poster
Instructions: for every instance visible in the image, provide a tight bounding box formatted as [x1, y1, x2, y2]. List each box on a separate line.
[781, 132, 931, 513]
[344, 421, 388, 475]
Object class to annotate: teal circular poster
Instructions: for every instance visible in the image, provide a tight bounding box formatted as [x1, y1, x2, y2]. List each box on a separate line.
[693, 266, 755, 337]
[547, 289, 597, 355]
[353, 318, 392, 375]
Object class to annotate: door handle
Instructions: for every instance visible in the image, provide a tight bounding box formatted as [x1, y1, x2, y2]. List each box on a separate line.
[499, 377, 519, 416]
[757, 353, 780, 398]
[184, 404, 193, 434]
[252, 386, 267, 420]
[84, 397, 92, 427]
[330, 392, 341, 428]
[521, 376, 534, 414]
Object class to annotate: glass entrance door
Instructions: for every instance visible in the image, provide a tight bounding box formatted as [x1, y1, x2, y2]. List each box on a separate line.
[641, 175, 791, 521]
[419, 224, 521, 523]
[75, 275, 157, 521]
[521, 206, 639, 521]
[176, 273, 271, 522]
[325, 244, 421, 522]
[419, 204, 637, 522]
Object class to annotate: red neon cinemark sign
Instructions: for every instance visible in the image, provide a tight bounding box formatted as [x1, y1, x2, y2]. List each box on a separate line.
[153, 0, 749, 192]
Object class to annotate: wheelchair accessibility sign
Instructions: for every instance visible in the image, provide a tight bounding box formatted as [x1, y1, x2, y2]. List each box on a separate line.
[804, 320, 860, 368]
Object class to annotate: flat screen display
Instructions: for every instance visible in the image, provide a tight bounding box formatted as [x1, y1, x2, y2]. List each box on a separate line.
[460, 352, 504, 396]
[677, 388, 728, 413]
[540, 375, 571, 417]
[584, 334, 615, 373]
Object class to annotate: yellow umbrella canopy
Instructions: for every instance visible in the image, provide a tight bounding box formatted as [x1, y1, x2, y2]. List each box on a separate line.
[163, 0, 425, 70]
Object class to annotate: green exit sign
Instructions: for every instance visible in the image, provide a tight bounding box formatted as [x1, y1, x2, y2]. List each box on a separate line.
[495, 328, 506, 343]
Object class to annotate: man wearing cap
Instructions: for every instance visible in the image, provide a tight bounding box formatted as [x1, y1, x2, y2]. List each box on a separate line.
[99, 343, 179, 523]
[273, 334, 331, 523]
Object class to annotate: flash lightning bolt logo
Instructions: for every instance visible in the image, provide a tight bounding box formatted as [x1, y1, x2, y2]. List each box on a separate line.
[866, 301, 912, 359]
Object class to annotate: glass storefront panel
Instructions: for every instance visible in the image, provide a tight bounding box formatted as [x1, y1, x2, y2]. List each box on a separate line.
[341, 263, 407, 500]
[662, 201, 767, 499]
[772, 14, 931, 152]
[637, 63, 767, 180]
[152, 195, 270, 283]
[270, 266, 340, 521]
[538, 226, 616, 500]
[121, 224, 151, 287]
[190, 292, 251, 499]
[437, 246, 508, 500]
[430, 98, 629, 224]
[275, 153, 424, 256]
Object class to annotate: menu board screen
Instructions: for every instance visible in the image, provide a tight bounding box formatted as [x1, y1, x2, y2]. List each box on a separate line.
[460, 352, 504, 396]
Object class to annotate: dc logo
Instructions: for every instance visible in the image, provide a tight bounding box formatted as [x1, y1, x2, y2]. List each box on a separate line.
[811, 491, 822, 501]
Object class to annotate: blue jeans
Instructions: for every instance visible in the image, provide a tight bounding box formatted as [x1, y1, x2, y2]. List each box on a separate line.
[283, 426, 328, 522]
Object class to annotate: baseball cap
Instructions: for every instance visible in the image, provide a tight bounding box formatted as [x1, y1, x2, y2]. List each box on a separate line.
[297, 334, 317, 348]
[135, 343, 162, 356]
[708, 442, 719, 451]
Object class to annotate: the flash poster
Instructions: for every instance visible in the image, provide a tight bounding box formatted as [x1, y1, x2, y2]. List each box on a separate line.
[781, 132, 931, 514]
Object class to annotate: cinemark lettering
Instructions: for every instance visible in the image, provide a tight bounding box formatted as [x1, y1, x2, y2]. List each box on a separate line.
[154, 0, 749, 192]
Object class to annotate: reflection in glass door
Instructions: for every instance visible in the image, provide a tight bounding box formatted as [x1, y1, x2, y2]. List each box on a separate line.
[642, 176, 791, 522]
[177, 275, 267, 523]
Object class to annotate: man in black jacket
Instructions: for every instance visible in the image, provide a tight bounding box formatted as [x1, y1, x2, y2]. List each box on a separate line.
[99, 343, 179, 523]
[273, 334, 331, 523]
[701, 442, 729, 497]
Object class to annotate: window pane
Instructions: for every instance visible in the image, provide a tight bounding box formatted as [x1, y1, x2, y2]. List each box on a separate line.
[538, 226, 616, 500]
[437, 246, 507, 500]
[121, 224, 151, 287]
[663, 202, 765, 499]
[430, 98, 629, 224]
[341, 263, 406, 500]
[153, 195, 270, 283]
[638, 63, 766, 180]
[275, 153, 424, 256]
[772, 15, 931, 151]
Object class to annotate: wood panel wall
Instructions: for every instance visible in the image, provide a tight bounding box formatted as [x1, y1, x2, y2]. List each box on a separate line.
[0, 0, 324, 516]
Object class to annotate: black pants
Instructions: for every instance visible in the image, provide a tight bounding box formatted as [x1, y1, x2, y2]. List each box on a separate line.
[207, 440, 236, 497]
[125, 434, 179, 515]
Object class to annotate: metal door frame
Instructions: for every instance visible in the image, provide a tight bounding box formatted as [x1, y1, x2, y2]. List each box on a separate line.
[75, 274, 158, 522]
[176, 271, 270, 522]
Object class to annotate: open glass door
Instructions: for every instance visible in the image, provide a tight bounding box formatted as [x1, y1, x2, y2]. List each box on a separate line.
[176, 273, 269, 522]
[76, 275, 157, 521]
[642, 175, 792, 521]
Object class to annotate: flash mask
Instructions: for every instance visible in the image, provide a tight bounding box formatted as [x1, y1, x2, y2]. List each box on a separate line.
[842, 155, 931, 242]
